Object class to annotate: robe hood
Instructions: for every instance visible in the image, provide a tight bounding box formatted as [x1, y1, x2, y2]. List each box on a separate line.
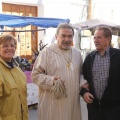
[47, 43, 72, 56]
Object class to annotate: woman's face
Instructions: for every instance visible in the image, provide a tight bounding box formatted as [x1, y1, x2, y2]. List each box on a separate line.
[0, 39, 16, 62]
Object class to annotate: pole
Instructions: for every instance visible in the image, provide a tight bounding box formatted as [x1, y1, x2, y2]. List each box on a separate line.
[87, 0, 92, 20]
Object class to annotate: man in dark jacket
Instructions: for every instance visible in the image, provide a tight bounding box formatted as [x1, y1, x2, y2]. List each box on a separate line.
[80, 26, 120, 120]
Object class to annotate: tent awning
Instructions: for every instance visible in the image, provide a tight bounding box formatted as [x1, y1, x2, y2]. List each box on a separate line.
[0, 13, 70, 28]
[73, 19, 120, 36]
[73, 19, 120, 30]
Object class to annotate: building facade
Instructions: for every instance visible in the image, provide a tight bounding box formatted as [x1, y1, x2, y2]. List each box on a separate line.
[0, 0, 44, 60]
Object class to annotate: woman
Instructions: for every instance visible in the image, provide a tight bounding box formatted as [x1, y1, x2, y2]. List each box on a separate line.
[0, 34, 28, 120]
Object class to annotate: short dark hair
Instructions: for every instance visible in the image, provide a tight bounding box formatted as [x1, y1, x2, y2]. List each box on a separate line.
[95, 26, 112, 39]
[56, 23, 74, 35]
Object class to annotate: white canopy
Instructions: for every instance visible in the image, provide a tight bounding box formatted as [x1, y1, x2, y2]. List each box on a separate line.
[73, 19, 120, 36]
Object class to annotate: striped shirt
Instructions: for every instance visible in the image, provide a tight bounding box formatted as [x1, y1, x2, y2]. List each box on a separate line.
[92, 47, 110, 100]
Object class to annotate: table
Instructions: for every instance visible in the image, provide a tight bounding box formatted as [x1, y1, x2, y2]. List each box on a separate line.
[24, 71, 39, 105]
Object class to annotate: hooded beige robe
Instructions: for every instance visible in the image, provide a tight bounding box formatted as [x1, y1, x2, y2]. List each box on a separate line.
[31, 43, 86, 120]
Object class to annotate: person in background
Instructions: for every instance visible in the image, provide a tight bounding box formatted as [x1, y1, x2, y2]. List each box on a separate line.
[80, 26, 120, 120]
[0, 34, 28, 120]
[31, 23, 87, 120]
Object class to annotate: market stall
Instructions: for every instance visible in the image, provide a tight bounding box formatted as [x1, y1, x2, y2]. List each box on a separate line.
[24, 71, 39, 105]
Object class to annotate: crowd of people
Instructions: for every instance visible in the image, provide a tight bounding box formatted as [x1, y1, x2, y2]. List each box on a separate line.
[0, 23, 120, 120]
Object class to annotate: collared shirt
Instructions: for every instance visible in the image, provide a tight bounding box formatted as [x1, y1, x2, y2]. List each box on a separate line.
[92, 47, 110, 100]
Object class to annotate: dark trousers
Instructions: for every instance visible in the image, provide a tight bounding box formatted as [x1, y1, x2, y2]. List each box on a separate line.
[87, 104, 120, 120]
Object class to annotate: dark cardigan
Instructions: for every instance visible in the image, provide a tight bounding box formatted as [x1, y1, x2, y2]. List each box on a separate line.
[80, 47, 120, 107]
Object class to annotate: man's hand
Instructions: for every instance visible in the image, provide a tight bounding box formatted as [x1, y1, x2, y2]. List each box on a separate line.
[54, 77, 59, 80]
[53, 77, 59, 85]
[53, 77, 65, 85]
[83, 92, 94, 103]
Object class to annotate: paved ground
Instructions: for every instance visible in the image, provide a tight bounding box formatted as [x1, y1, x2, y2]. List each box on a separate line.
[29, 97, 88, 120]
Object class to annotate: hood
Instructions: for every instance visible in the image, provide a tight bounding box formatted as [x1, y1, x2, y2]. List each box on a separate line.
[47, 43, 73, 56]
[0, 57, 19, 68]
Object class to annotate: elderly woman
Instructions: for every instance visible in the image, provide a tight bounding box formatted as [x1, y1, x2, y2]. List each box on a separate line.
[0, 34, 28, 120]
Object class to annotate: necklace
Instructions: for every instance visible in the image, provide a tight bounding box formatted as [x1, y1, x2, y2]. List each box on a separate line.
[61, 49, 74, 70]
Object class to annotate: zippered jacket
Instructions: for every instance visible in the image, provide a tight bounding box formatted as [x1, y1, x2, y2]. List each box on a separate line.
[0, 57, 28, 120]
[81, 47, 120, 107]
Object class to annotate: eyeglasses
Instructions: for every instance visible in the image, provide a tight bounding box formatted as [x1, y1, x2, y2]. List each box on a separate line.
[93, 36, 104, 40]
[1, 44, 16, 49]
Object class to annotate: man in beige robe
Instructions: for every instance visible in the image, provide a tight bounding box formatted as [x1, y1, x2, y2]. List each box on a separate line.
[31, 23, 87, 120]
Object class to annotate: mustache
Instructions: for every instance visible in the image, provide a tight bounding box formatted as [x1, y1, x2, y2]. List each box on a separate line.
[62, 41, 71, 44]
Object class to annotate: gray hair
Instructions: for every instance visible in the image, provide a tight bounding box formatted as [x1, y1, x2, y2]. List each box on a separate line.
[56, 23, 74, 35]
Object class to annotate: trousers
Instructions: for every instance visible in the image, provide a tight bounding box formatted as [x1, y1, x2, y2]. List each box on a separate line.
[87, 103, 120, 120]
